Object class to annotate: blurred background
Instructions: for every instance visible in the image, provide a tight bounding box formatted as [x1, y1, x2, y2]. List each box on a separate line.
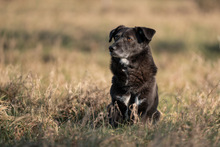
[0, 0, 219, 53]
[1, 0, 220, 86]
[0, 0, 220, 89]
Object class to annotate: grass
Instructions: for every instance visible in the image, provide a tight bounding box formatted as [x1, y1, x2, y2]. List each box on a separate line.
[0, 0, 220, 146]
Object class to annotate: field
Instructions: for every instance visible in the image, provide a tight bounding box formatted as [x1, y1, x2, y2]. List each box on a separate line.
[0, 0, 220, 146]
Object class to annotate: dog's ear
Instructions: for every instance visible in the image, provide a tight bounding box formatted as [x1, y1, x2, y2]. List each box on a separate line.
[135, 27, 156, 43]
[109, 25, 125, 42]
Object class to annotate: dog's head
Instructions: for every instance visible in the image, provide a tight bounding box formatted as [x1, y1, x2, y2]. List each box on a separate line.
[109, 25, 156, 58]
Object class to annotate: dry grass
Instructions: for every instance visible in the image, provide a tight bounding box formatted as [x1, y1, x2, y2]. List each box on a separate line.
[0, 0, 220, 146]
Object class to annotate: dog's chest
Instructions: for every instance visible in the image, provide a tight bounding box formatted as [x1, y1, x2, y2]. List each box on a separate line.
[116, 93, 145, 107]
[120, 58, 129, 66]
[120, 58, 130, 85]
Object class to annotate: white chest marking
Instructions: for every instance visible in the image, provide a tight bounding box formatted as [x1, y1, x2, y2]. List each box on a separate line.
[116, 94, 131, 106]
[135, 95, 145, 106]
[120, 58, 129, 66]
[120, 58, 129, 85]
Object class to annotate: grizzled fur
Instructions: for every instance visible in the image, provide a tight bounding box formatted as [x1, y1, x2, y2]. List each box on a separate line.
[108, 25, 160, 127]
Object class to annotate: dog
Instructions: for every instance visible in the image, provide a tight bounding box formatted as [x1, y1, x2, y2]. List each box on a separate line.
[107, 25, 160, 127]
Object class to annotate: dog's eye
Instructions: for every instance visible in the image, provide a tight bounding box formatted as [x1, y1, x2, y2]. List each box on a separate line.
[114, 35, 120, 41]
[127, 37, 132, 42]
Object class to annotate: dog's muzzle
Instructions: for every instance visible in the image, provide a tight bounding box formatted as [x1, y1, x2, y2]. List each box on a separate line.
[109, 46, 116, 53]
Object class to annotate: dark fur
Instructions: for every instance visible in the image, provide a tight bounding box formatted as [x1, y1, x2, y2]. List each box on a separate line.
[108, 25, 160, 127]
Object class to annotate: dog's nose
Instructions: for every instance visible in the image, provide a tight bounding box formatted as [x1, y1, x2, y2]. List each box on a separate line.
[109, 46, 115, 52]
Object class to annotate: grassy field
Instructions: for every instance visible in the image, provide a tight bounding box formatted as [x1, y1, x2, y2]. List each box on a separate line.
[0, 0, 220, 146]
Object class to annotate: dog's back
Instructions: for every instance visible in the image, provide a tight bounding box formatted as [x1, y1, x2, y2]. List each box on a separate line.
[108, 25, 160, 126]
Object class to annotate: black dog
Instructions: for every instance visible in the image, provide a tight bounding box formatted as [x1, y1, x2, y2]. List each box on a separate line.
[108, 25, 160, 127]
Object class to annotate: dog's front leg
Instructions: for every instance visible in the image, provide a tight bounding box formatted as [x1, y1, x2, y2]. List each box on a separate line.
[108, 85, 131, 127]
